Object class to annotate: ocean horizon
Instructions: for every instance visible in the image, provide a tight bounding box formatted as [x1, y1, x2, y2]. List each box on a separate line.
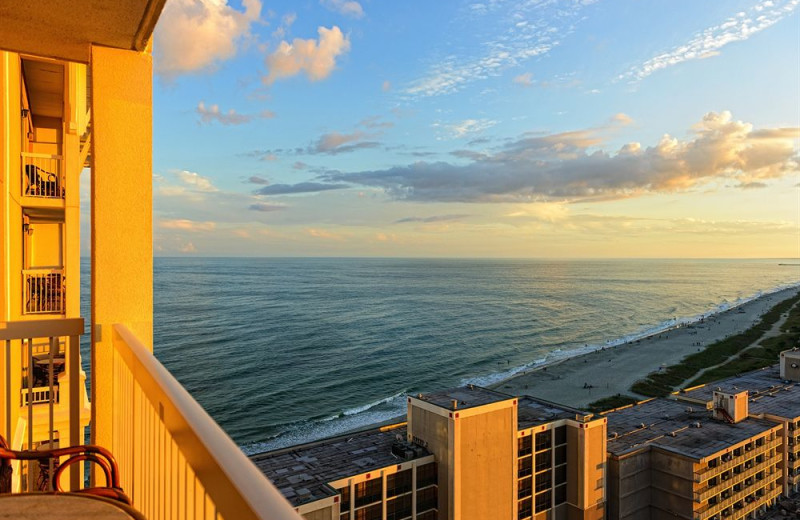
[80, 257, 800, 453]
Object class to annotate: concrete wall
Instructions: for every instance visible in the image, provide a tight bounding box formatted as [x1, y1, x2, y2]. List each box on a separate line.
[409, 404, 451, 519]
[781, 350, 800, 382]
[565, 419, 606, 520]
[608, 451, 651, 520]
[459, 407, 515, 520]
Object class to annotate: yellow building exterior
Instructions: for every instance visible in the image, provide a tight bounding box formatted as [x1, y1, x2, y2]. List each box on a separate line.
[0, 49, 91, 487]
[1, 2, 302, 518]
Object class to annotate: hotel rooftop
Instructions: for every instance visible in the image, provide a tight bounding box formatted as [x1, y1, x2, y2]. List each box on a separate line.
[604, 398, 777, 459]
[679, 364, 800, 419]
[252, 425, 429, 507]
[411, 385, 513, 410]
[517, 395, 590, 429]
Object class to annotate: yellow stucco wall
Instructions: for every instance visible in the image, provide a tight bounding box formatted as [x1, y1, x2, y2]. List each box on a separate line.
[90, 44, 153, 449]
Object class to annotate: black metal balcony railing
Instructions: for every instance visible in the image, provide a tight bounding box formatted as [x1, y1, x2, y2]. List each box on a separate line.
[23, 269, 65, 315]
[21, 153, 64, 199]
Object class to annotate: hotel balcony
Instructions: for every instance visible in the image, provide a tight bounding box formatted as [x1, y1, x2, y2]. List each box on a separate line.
[22, 152, 65, 202]
[0, 1, 303, 517]
[1, 318, 302, 519]
[23, 268, 65, 315]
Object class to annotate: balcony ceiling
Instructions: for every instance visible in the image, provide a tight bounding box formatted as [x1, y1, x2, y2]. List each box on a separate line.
[0, 0, 167, 63]
[22, 59, 64, 119]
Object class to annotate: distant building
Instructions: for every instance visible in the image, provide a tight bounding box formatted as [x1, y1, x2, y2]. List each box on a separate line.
[253, 351, 800, 520]
[603, 397, 782, 520]
[254, 385, 607, 520]
[678, 349, 800, 496]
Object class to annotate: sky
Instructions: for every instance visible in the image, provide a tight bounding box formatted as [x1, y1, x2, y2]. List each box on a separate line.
[116, 0, 800, 257]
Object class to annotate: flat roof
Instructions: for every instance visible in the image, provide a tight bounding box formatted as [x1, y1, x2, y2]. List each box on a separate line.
[680, 364, 800, 421]
[604, 398, 776, 460]
[251, 425, 430, 507]
[413, 385, 514, 411]
[517, 395, 586, 429]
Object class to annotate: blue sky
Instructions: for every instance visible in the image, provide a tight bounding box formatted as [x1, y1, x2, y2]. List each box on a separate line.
[136, 0, 800, 257]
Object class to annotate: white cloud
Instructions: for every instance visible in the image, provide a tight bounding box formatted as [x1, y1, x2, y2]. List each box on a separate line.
[176, 170, 218, 192]
[513, 72, 534, 87]
[435, 119, 497, 140]
[196, 101, 275, 125]
[155, 0, 262, 77]
[179, 242, 197, 253]
[622, 0, 799, 82]
[326, 111, 800, 202]
[160, 219, 216, 231]
[382, 80, 392, 92]
[404, 2, 591, 98]
[264, 26, 351, 84]
[320, 0, 365, 18]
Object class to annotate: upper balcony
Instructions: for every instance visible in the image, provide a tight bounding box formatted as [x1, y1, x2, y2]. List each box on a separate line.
[21, 152, 65, 203]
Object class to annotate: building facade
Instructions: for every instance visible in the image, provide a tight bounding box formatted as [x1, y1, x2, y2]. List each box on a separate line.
[255, 386, 607, 520]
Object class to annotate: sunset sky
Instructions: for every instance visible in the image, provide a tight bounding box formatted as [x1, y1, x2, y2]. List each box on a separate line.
[120, 0, 799, 257]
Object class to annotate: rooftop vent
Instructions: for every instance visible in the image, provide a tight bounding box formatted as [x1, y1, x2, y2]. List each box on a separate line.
[693, 422, 702, 428]
[451, 399, 458, 410]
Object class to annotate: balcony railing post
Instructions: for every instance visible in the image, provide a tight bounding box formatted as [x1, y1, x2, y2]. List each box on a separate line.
[68, 333, 80, 490]
[26, 337, 32, 491]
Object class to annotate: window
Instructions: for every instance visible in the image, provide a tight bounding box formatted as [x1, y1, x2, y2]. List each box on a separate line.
[518, 497, 532, 519]
[417, 486, 438, 513]
[355, 503, 381, 520]
[554, 464, 567, 485]
[387, 470, 412, 497]
[518, 435, 532, 456]
[518, 457, 533, 478]
[417, 512, 438, 520]
[518, 476, 532, 499]
[354, 478, 382, 508]
[554, 484, 566, 505]
[535, 471, 552, 493]
[535, 490, 552, 513]
[340, 485, 351, 511]
[341, 514, 350, 520]
[535, 431, 552, 451]
[386, 494, 412, 520]
[535, 451, 551, 472]
[554, 426, 567, 445]
[555, 445, 567, 466]
[417, 463, 437, 489]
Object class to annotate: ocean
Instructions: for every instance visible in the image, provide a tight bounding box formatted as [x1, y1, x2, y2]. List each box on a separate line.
[80, 258, 800, 454]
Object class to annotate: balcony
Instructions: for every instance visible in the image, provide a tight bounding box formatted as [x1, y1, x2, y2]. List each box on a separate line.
[0, 319, 301, 520]
[21, 152, 64, 200]
[694, 438, 781, 483]
[23, 269, 65, 315]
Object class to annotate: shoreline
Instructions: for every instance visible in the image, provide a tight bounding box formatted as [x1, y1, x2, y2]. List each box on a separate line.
[488, 284, 800, 408]
[252, 281, 800, 452]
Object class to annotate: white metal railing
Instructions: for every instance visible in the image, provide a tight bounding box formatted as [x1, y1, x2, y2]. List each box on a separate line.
[111, 324, 301, 520]
[23, 269, 65, 315]
[21, 152, 64, 199]
[21, 386, 58, 406]
[1, 319, 84, 491]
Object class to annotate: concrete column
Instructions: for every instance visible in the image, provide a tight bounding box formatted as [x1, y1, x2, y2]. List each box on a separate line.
[90, 44, 153, 450]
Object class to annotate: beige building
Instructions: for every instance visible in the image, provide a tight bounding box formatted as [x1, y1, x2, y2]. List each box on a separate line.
[254, 385, 607, 520]
[678, 350, 800, 496]
[604, 397, 783, 520]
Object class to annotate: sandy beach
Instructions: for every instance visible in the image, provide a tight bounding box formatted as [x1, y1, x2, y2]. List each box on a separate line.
[489, 285, 800, 409]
